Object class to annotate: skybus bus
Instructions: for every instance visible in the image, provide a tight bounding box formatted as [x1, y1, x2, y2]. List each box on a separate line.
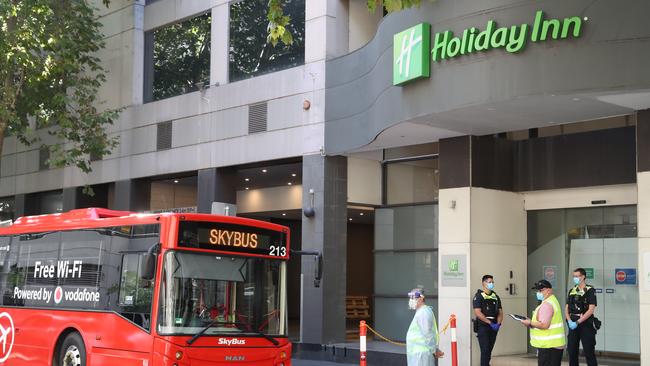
[0, 208, 295, 366]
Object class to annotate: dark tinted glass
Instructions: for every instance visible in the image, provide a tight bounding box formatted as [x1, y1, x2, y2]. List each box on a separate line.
[149, 13, 211, 101]
[0, 225, 160, 331]
[229, 0, 305, 82]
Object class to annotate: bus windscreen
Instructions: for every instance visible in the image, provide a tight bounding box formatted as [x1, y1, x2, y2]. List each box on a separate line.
[177, 221, 288, 258]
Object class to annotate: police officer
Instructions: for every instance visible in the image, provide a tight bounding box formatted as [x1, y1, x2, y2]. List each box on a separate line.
[565, 268, 598, 366]
[473, 275, 503, 366]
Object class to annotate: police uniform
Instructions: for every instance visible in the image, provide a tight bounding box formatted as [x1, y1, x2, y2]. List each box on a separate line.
[473, 289, 502, 366]
[567, 285, 597, 366]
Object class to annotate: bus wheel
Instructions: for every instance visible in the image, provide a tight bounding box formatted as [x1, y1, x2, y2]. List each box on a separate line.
[58, 332, 86, 366]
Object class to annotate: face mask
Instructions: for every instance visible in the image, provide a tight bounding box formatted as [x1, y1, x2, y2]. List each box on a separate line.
[486, 282, 494, 290]
[408, 298, 418, 310]
[573, 277, 581, 285]
[536, 291, 544, 301]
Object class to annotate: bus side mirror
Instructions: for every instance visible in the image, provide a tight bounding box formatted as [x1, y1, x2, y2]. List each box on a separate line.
[140, 243, 161, 281]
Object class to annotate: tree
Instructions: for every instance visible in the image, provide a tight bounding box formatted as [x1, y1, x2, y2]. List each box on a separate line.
[267, 0, 426, 46]
[0, 0, 118, 176]
[232, 0, 304, 82]
[151, 13, 211, 101]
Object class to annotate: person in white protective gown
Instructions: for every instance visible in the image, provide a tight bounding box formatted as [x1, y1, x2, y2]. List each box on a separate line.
[406, 288, 444, 366]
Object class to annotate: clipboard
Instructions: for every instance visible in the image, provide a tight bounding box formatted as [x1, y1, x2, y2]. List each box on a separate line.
[508, 314, 527, 321]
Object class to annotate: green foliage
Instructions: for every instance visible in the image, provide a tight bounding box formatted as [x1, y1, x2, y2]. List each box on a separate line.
[0, 0, 118, 174]
[367, 0, 425, 13]
[231, 0, 304, 82]
[268, 0, 429, 46]
[152, 13, 211, 101]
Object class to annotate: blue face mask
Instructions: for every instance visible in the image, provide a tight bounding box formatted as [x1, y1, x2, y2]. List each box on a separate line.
[486, 282, 494, 290]
[536, 291, 544, 301]
[573, 277, 581, 285]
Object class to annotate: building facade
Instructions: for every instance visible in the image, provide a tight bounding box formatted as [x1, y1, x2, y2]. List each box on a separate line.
[1, 0, 649, 364]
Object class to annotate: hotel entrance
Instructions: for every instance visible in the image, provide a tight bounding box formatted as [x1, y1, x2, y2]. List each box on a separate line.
[527, 205, 640, 360]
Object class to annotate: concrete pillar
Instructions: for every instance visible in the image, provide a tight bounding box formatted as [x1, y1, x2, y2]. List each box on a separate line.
[13, 194, 26, 218]
[300, 154, 347, 344]
[197, 167, 237, 214]
[636, 109, 650, 365]
[112, 179, 151, 212]
[306, 0, 349, 63]
[62, 187, 78, 212]
[211, 3, 229, 86]
[437, 137, 527, 366]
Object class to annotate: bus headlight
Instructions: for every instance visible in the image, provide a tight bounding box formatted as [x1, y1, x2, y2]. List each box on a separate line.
[175, 351, 183, 360]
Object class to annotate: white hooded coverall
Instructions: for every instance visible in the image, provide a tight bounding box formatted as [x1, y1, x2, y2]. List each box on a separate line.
[406, 305, 439, 366]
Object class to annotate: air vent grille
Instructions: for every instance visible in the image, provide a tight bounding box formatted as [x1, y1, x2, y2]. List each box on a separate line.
[248, 102, 268, 134]
[39, 146, 50, 171]
[157, 121, 173, 151]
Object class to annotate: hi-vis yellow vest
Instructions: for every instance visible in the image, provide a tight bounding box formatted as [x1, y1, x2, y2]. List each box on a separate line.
[530, 294, 566, 349]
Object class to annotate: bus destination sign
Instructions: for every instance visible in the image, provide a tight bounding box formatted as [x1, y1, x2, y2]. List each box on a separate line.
[177, 221, 288, 258]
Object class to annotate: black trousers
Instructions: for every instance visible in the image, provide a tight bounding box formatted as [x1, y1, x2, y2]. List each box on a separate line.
[568, 318, 598, 366]
[537, 348, 564, 366]
[476, 324, 498, 366]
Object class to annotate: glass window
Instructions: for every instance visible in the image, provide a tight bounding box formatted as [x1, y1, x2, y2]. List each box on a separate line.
[158, 251, 284, 337]
[0, 197, 14, 221]
[386, 158, 439, 205]
[229, 0, 305, 82]
[146, 13, 211, 102]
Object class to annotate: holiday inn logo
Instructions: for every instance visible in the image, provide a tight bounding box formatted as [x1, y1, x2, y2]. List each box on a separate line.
[393, 11, 585, 86]
[393, 23, 430, 85]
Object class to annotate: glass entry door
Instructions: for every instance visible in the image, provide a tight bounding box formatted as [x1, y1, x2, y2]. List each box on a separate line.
[569, 238, 640, 354]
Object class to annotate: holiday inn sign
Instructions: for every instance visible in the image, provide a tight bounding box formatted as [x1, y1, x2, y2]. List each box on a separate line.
[393, 10, 585, 85]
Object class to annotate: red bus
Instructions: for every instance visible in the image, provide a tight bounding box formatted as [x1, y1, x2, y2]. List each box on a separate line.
[0, 208, 293, 365]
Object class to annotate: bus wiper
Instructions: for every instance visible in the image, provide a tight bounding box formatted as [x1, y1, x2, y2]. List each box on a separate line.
[248, 331, 279, 346]
[187, 321, 242, 345]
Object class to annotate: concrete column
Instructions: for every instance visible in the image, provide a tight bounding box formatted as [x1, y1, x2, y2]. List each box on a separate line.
[13, 194, 26, 218]
[636, 109, 650, 365]
[305, 0, 349, 63]
[112, 179, 151, 212]
[437, 137, 527, 366]
[197, 167, 237, 214]
[211, 3, 229, 86]
[62, 187, 78, 212]
[300, 154, 347, 344]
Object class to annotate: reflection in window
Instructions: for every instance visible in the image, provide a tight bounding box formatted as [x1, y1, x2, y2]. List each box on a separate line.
[386, 158, 439, 205]
[0, 197, 14, 221]
[229, 0, 305, 82]
[146, 13, 211, 102]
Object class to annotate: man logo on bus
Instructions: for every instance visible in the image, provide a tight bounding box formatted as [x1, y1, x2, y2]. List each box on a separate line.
[0, 312, 15, 362]
[54, 287, 63, 305]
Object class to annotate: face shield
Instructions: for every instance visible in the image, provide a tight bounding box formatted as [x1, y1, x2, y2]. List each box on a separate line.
[408, 290, 423, 310]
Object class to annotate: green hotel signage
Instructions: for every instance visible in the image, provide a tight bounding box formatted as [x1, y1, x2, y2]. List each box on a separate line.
[393, 23, 431, 85]
[393, 11, 585, 86]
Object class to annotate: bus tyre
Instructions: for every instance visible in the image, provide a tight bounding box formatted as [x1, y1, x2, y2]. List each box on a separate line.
[59, 332, 86, 366]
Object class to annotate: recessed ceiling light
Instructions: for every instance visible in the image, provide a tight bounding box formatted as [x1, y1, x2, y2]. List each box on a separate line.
[173, 180, 179, 184]
[287, 182, 292, 186]
[359, 212, 364, 216]
[262, 169, 268, 173]
[291, 173, 297, 177]
[245, 178, 250, 182]
[282, 213, 286, 216]
[348, 218, 352, 221]
[245, 187, 249, 190]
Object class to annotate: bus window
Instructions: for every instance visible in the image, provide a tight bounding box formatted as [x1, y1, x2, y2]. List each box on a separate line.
[118, 253, 154, 330]
[157, 251, 284, 337]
